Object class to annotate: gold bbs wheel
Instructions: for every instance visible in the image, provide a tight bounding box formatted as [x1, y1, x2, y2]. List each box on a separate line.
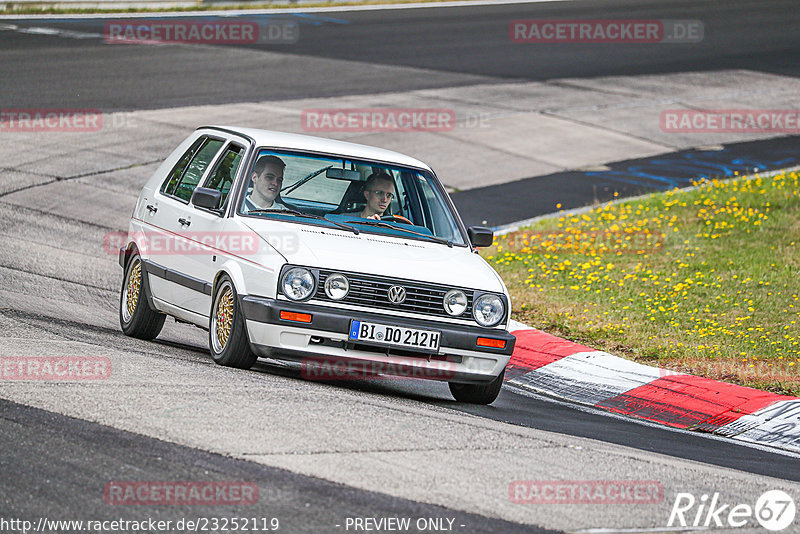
[208, 276, 256, 369]
[122, 258, 142, 323]
[119, 251, 165, 340]
[212, 280, 235, 353]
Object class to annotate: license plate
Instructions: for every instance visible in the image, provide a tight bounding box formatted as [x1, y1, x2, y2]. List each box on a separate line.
[349, 320, 440, 352]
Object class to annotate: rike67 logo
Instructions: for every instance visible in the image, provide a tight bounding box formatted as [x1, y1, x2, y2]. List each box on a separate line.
[668, 490, 796, 531]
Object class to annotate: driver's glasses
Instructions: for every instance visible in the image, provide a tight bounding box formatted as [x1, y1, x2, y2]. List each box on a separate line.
[368, 189, 394, 200]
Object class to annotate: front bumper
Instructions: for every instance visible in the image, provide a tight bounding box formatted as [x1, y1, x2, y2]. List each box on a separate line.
[240, 296, 515, 384]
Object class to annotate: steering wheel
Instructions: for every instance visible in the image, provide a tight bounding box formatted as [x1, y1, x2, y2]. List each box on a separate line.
[381, 214, 413, 225]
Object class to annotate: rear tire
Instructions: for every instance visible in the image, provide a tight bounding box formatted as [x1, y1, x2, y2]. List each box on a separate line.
[209, 275, 257, 369]
[120, 252, 166, 340]
[449, 369, 505, 405]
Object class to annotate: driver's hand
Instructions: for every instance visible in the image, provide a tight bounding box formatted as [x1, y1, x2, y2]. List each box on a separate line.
[368, 214, 381, 220]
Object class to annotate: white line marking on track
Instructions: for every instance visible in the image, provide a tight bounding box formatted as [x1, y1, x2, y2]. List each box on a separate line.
[0, 0, 570, 20]
[0, 24, 100, 39]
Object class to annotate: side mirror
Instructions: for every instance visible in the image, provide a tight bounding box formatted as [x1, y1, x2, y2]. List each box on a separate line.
[468, 226, 494, 248]
[192, 187, 222, 210]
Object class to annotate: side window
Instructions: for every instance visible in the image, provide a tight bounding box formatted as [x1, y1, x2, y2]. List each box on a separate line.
[202, 143, 244, 207]
[416, 173, 460, 241]
[161, 137, 205, 196]
[394, 172, 411, 215]
[172, 138, 224, 202]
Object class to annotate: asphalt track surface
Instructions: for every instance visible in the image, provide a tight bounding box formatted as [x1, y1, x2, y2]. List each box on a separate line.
[0, 399, 548, 534]
[1, 0, 799, 109]
[2, 0, 800, 531]
[454, 134, 800, 227]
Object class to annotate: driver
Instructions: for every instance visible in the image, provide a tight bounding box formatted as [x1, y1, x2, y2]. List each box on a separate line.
[360, 172, 395, 219]
[244, 155, 288, 212]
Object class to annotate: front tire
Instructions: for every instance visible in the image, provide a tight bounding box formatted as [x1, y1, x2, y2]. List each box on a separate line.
[449, 369, 505, 405]
[209, 275, 257, 369]
[120, 252, 166, 340]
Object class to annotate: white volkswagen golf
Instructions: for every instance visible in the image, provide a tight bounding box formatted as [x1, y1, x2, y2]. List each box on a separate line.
[119, 126, 515, 404]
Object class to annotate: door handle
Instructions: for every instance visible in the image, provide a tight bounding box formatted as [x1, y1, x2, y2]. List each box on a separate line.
[146, 204, 158, 214]
[178, 218, 191, 226]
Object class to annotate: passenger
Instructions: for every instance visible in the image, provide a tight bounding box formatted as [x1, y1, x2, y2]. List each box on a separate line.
[360, 172, 395, 219]
[244, 155, 288, 211]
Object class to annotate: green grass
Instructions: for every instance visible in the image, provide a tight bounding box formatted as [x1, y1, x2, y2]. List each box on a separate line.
[482, 170, 800, 395]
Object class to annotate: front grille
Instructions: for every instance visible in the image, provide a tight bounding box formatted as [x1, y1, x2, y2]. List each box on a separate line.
[315, 269, 473, 320]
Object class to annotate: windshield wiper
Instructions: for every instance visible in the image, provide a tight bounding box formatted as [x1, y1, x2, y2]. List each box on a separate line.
[349, 219, 453, 247]
[247, 208, 360, 235]
[281, 165, 334, 196]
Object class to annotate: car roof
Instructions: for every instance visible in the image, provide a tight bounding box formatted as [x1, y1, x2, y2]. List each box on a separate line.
[202, 126, 433, 172]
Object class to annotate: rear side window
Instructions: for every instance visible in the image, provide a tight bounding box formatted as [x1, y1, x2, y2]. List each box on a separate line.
[203, 143, 245, 208]
[161, 137, 204, 197]
[161, 136, 224, 202]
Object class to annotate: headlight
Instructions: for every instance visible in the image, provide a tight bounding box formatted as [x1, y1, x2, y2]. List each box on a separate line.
[324, 273, 349, 300]
[443, 289, 467, 316]
[472, 293, 504, 327]
[281, 267, 315, 301]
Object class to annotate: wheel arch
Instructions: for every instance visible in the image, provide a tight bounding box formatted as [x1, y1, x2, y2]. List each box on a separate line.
[212, 260, 247, 299]
[121, 240, 165, 312]
[120, 240, 138, 271]
[120, 229, 152, 270]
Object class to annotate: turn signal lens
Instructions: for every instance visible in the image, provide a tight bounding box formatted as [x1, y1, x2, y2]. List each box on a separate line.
[280, 311, 312, 323]
[476, 337, 506, 349]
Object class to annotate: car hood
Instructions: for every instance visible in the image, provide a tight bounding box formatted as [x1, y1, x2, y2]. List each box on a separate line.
[241, 219, 505, 293]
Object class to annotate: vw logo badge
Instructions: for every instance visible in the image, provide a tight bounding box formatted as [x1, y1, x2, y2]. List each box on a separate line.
[387, 285, 406, 304]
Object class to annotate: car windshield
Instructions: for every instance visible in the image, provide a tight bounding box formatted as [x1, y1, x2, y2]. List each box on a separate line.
[237, 149, 467, 246]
